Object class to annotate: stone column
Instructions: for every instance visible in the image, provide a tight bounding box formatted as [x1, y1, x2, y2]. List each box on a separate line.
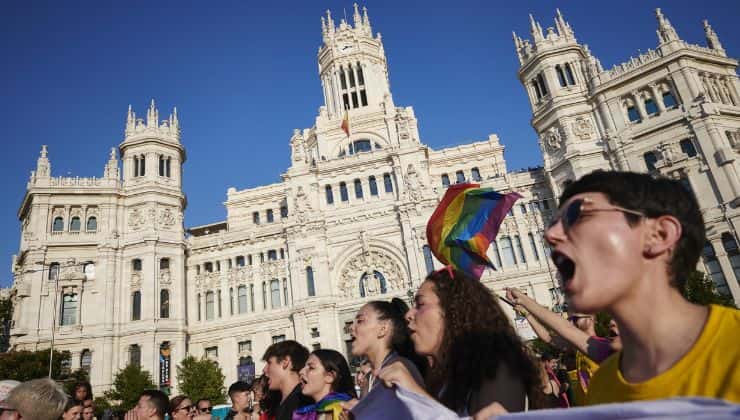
[710, 237, 740, 302]
[631, 91, 648, 120]
[649, 83, 666, 113]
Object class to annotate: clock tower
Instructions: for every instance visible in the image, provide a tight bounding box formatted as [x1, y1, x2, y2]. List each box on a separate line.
[318, 4, 394, 119]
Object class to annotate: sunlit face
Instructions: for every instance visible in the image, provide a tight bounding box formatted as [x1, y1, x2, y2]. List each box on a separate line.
[135, 396, 154, 419]
[171, 398, 194, 420]
[545, 192, 646, 313]
[62, 405, 82, 420]
[263, 356, 289, 391]
[350, 304, 389, 358]
[82, 406, 95, 420]
[230, 391, 250, 411]
[405, 281, 445, 358]
[299, 354, 334, 402]
[0, 407, 19, 420]
[608, 319, 623, 350]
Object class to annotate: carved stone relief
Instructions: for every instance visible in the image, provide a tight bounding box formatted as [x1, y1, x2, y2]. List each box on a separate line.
[339, 250, 404, 298]
[571, 117, 594, 140]
[542, 126, 563, 152]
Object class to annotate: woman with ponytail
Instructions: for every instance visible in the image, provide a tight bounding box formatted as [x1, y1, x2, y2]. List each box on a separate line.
[349, 298, 427, 393]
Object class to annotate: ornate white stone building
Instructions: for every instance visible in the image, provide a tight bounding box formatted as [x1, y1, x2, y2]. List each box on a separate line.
[7, 6, 739, 394]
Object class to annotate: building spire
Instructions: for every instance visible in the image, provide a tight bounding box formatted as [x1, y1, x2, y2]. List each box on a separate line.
[326, 9, 335, 34]
[529, 14, 544, 43]
[703, 19, 725, 54]
[35, 145, 51, 178]
[104, 147, 119, 179]
[655, 8, 679, 44]
[362, 6, 371, 31]
[554, 8, 574, 39]
[352, 3, 362, 28]
[147, 98, 158, 128]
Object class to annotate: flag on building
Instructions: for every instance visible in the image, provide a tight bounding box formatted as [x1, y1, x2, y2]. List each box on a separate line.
[341, 109, 350, 137]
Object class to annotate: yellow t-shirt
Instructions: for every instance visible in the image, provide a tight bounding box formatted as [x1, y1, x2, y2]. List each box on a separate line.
[570, 352, 601, 406]
[587, 304, 740, 405]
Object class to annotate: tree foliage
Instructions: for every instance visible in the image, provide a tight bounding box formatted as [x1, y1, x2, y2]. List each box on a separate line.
[176, 356, 227, 404]
[682, 271, 737, 308]
[103, 364, 157, 411]
[0, 349, 70, 382]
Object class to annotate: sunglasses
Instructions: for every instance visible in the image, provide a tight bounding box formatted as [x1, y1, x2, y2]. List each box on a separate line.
[549, 198, 645, 233]
[175, 404, 195, 413]
[199, 407, 213, 413]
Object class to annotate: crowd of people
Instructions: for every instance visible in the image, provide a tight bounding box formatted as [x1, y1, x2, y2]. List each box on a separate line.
[1, 171, 739, 419]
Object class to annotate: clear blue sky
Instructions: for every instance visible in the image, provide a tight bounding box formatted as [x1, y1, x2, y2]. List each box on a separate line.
[1, 0, 737, 287]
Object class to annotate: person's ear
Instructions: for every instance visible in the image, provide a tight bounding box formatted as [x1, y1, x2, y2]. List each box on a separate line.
[281, 356, 292, 371]
[644, 215, 682, 258]
[324, 370, 337, 386]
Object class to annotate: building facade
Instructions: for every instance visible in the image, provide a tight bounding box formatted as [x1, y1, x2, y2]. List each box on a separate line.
[7, 6, 739, 394]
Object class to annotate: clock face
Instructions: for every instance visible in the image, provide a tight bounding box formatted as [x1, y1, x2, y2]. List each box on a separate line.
[339, 43, 354, 53]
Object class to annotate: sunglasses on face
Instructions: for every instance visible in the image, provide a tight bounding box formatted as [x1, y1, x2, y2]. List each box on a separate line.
[549, 198, 645, 233]
[199, 406, 213, 413]
[175, 404, 195, 413]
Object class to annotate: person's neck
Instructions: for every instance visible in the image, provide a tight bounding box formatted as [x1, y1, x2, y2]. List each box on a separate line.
[610, 274, 708, 383]
[280, 374, 301, 403]
[312, 387, 332, 403]
[367, 345, 392, 373]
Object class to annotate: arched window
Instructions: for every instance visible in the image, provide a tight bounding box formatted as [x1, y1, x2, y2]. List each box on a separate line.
[348, 64, 356, 87]
[662, 90, 677, 108]
[306, 267, 316, 297]
[238, 285, 248, 313]
[455, 170, 466, 184]
[83, 262, 95, 280]
[680, 139, 697, 157]
[368, 176, 378, 196]
[52, 217, 64, 232]
[340, 182, 349, 202]
[422, 245, 435, 274]
[80, 350, 92, 375]
[500, 237, 517, 267]
[625, 99, 641, 123]
[359, 271, 387, 297]
[354, 179, 363, 199]
[49, 263, 60, 281]
[205, 291, 215, 320]
[325, 185, 334, 204]
[441, 174, 450, 188]
[160, 258, 170, 270]
[131, 291, 141, 321]
[132, 259, 142, 272]
[160, 289, 170, 318]
[270, 279, 281, 308]
[564, 63, 576, 85]
[339, 67, 347, 90]
[129, 344, 141, 368]
[357, 62, 365, 85]
[139, 154, 146, 176]
[537, 73, 549, 96]
[702, 242, 729, 295]
[643, 152, 658, 172]
[471, 167, 482, 182]
[644, 97, 659, 115]
[722, 233, 740, 288]
[555, 65, 567, 87]
[86, 216, 97, 232]
[383, 173, 393, 193]
[349, 140, 372, 155]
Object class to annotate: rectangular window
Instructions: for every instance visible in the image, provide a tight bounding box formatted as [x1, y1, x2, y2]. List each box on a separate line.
[340, 183, 349, 202]
[351, 92, 359, 108]
[272, 335, 286, 344]
[205, 346, 218, 362]
[165, 157, 171, 178]
[501, 237, 517, 267]
[515, 235, 527, 264]
[280, 205, 288, 218]
[131, 291, 141, 321]
[238, 340, 252, 354]
[61, 293, 78, 325]
[270, 280, 281, 309]
[354, 179, 363, 199]
[159, 156, 165, 177]
[369, 176, 378, 196]
[326, 185, 334, 204]
[160, 289, 170, 318]
[528, 233, 540, 261]
[383, 173, 393, 193]
[205, 292, 214, 321]
[253, 212, 260, 225]
[250, 284, 255, 312]
[129, 345, 141, 368]
[441, 174, 450, 188]
[662, 91, 677, 108]
[455, 170, 465, 184]
[644, 98, 659, 115]
[266, 209, 274, 223]
[236, 256, 245, 267]
[230, 288, 234, 315]
[217, 289, 222, 317]
[268, 250, 277, 261]
[360, 90, 368, 107]
[342, 94, 350, 111]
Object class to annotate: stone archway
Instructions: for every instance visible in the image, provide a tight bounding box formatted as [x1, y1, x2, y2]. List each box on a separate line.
[338, 250, 404, 298]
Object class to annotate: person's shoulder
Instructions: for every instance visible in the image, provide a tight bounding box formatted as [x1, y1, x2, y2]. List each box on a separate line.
[586, 352, 621, 399]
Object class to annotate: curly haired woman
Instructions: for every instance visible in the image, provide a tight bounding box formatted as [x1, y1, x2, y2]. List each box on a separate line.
[377, 268, 541, 416]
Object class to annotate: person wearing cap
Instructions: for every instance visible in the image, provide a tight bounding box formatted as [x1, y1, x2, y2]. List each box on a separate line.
[224, 381, 252, 420]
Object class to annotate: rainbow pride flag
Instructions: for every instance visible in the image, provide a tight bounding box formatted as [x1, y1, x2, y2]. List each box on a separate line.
[426, 183, 521, 279]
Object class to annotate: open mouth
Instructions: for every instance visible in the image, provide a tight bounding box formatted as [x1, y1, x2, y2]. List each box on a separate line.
[552, 251, 575, 286]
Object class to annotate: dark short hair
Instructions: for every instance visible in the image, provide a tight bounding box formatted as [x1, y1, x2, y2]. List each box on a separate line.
[261, 340, 309, 373]
[140, 390, 169, 417]
[227, 381, 251, 397]
[168, 395, 189, 416]
[195, 398, 211, 406]
[559, 171, 704, 291]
